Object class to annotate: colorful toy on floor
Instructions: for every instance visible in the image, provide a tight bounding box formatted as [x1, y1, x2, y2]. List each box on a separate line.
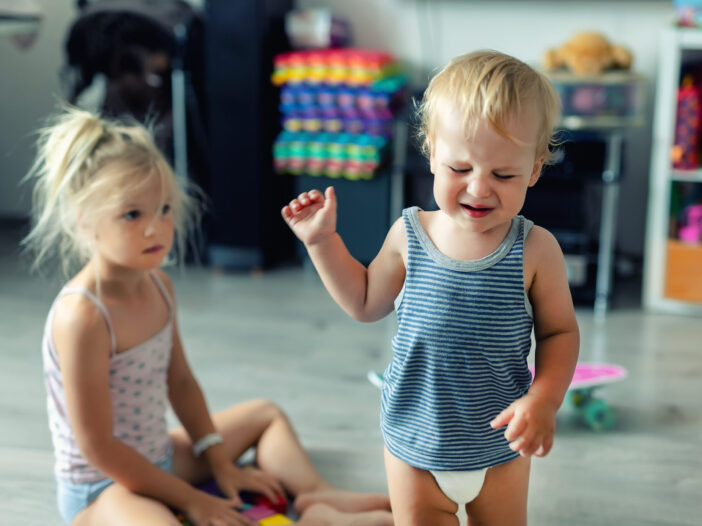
[529, 362, 627, 431]
[175, 479, 293, 525]
[272, 48, 405, 180]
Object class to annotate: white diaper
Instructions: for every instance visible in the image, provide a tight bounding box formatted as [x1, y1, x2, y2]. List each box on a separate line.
[430, 468, 488, 523]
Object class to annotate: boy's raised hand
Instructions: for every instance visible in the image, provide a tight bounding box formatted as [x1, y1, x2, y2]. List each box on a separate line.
[281, 186, 337, 246]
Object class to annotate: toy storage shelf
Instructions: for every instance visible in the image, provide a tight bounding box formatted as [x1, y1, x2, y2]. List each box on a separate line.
[644, 27, 702, 314]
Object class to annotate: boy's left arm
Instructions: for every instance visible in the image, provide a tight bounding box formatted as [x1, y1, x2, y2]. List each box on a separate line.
[490, 226, 579, 457]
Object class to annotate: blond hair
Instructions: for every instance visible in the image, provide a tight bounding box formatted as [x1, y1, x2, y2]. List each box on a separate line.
[23, 105, 198, 276]
[417, 50, 561, 164]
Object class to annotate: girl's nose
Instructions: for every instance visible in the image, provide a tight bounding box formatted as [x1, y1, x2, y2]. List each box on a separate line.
[144, 220, 158, 237]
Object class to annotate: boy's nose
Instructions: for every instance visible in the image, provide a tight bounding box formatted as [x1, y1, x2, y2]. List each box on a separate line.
[466, 173, 492, 198]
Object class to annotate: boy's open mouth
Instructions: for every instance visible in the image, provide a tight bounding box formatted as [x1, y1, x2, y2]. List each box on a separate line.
[460, 203, 493, 218]
[461, 203, 492, 212]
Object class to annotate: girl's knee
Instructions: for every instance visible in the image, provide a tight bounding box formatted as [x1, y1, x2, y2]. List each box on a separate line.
[249, 398, 287, 422]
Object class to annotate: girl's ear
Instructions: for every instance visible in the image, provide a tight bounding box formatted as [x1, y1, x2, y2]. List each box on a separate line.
[77, 212, 95, 239]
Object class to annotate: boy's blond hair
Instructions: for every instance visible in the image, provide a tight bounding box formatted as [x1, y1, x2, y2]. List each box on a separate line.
[417, 50, 561, 164]
[23, 105, 198, 276]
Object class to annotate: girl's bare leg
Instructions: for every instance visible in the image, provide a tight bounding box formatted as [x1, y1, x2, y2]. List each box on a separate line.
[465, 455, 530, 526]
[298, 503, 393, 526]
[72, 484, 180, 526]
[169, 399, 391, 514]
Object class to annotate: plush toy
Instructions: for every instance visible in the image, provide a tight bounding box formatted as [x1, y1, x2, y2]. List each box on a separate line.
[543, 31, 633, 75]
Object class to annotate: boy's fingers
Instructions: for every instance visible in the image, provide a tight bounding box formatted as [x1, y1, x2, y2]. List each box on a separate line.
[535, 435, 553, 457]
[490, 406, 514, 429]
[504, 416, 527, 441]
[324, 185, 336, 206]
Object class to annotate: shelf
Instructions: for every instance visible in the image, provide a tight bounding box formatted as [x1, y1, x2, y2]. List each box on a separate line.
[644, 28, 702, 313]
[676, 27, 702, 49]
[0, 10, 42, 36]
[559, 115, 645, 131]
[671, 169, 702, 182]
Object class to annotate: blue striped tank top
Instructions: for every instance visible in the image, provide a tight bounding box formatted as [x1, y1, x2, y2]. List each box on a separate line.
[380, 206, 534, 471]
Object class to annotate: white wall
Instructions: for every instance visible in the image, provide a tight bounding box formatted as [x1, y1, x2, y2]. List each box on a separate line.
[298, 0, 677, 257]
[0, 0, 76, 218]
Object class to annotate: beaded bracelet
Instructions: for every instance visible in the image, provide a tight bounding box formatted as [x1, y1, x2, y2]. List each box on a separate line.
[193, 432, 223, 457]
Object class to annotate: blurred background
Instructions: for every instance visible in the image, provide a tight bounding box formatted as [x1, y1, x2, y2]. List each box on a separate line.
[1, 1, 702, 525]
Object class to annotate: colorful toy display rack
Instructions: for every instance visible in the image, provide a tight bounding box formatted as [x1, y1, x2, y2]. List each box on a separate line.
[272, 48, 405, 180]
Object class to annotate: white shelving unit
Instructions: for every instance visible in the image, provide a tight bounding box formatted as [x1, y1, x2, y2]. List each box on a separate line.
[644, 27, 702, 314]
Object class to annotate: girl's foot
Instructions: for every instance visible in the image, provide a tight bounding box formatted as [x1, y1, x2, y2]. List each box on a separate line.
[294, 489, 391, 515]
[298, 503, 394, 526]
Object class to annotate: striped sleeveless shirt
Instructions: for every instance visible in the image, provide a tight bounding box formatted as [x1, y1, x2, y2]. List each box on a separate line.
[380, 206, 534, 471]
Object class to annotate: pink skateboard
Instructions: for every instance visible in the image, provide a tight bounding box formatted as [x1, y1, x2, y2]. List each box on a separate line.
[530, 363, 627, 431]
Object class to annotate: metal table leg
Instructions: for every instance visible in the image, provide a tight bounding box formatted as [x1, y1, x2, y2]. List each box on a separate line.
[594, 132, 623, 320]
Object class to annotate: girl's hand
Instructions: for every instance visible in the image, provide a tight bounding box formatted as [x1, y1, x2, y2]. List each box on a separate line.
[489, 393, 558, 457]
[185, 489, 256, 526]
[281, 187, 337, 246]
[213, 462, 286, 507]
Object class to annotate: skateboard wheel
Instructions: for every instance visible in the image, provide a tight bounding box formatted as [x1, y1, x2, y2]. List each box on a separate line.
[568, 388, 592, 408]
[583, 398, 616, 431]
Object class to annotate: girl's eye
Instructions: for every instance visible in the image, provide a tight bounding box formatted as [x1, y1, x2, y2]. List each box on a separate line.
[494, 174, 516, 180]
[161, 204, 171, 215]
[124, 210, 140, 220]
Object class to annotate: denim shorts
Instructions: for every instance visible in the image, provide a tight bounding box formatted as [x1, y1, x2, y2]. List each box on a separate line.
[56, 454, 173, 524]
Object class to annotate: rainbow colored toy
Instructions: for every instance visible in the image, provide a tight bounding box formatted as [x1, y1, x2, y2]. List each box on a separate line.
[272, 48, 405, 180]
[176, 480, 293, 525]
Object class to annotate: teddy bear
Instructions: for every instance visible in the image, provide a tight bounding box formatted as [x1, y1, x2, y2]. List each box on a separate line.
[543, 31, 633, 75]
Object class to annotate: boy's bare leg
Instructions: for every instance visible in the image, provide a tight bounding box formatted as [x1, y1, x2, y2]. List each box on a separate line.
[465, 455, 530, 526]
[383, 447, 459, 526]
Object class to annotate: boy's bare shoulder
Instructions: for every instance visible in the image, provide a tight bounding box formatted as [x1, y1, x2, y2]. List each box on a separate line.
[385, 215, 408, 251]
[524, 224, 566, 279]
[525, 224, 562, 254]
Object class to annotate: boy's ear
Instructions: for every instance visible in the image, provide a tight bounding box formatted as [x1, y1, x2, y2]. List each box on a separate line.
[529, 157, 545, 186]
[428, 141, 436, 174]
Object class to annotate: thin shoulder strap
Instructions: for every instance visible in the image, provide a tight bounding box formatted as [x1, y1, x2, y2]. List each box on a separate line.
[149, 270, 174, 317]
[57, 287, 118, 356]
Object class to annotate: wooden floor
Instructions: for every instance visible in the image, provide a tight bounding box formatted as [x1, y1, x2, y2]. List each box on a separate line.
[1, 221, 700, 525]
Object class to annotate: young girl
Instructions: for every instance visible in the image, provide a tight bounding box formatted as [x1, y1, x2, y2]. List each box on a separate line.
[282, 51, 580, 525]
[26, 107, 394, 526]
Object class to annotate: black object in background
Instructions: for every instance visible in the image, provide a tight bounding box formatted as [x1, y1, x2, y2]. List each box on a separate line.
[522, 136, 609, 303]
[204, 0, 295, 270]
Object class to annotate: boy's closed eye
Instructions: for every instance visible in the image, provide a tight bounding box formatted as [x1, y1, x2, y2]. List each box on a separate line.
[493, 173, 516, 180]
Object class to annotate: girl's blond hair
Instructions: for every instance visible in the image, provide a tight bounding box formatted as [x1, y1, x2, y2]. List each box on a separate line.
[23, 105, 198, 276]
[417, 50, 562, 164]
